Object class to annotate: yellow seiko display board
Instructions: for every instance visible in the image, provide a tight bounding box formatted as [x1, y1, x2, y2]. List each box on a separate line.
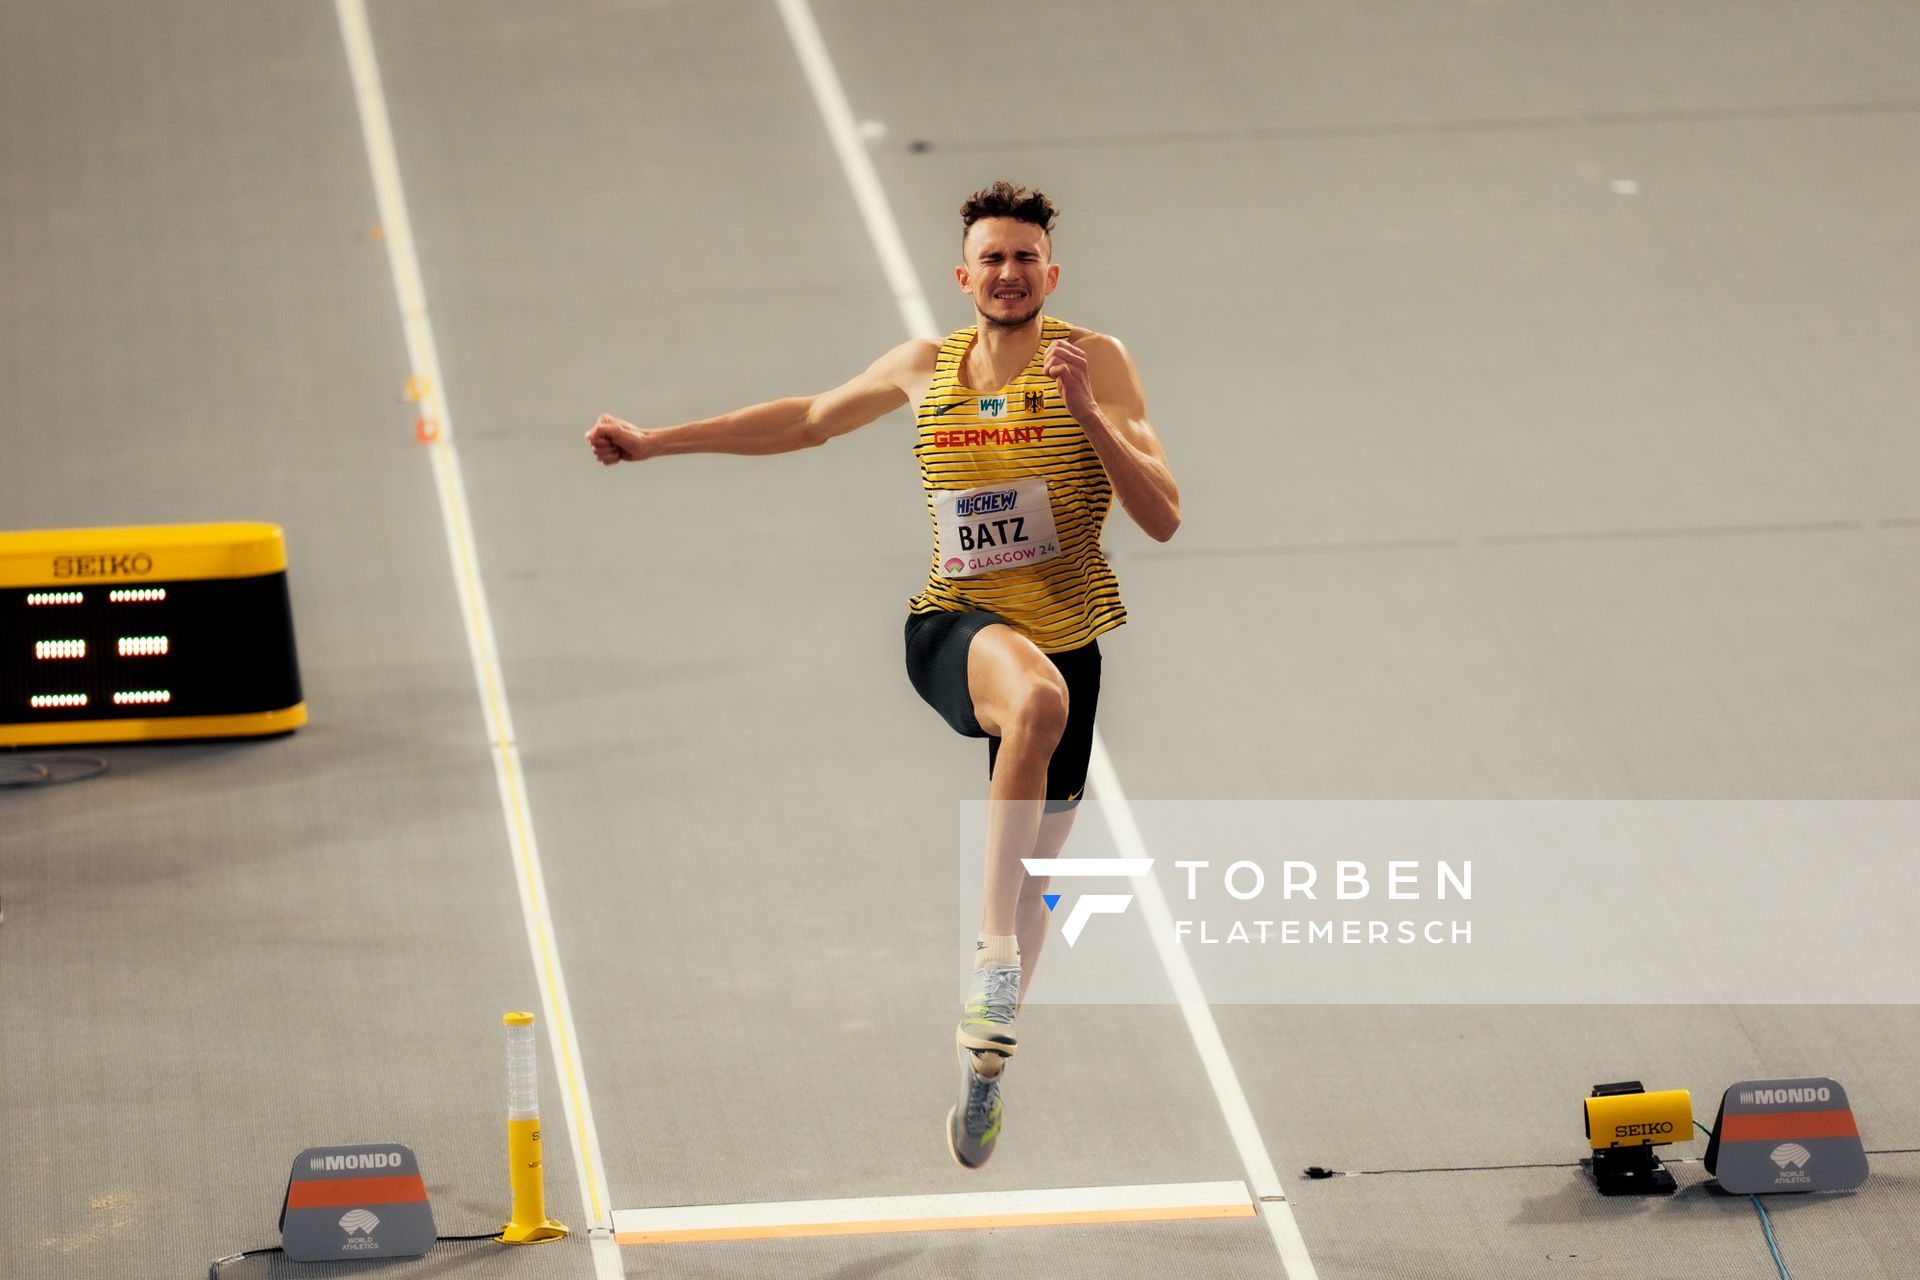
[1, 523, 306, 746]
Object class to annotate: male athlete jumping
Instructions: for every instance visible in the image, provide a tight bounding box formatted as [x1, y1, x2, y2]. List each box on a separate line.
[586, 182, 1179, 1167]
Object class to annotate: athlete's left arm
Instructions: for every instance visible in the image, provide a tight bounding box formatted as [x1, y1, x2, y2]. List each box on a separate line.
[1044, 334, 1181, 542]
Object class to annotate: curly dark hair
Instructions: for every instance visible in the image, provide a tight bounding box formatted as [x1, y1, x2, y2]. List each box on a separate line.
[959, 181, 1057, 257]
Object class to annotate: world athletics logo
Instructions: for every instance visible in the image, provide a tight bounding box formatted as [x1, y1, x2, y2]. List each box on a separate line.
[944, 558, 965, 574]
[1770, 1143, 1813, 1170]
[338, 1209, 381, 1235]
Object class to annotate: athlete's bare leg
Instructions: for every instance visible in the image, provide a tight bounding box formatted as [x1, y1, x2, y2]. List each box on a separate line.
[947, 624, 1071, 1169]
[966, 624, 1068, 942]
[1014, 808, 1077, 1007]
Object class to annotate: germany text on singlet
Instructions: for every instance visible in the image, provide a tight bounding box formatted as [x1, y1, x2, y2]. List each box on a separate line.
[907, 316, 1126, 653]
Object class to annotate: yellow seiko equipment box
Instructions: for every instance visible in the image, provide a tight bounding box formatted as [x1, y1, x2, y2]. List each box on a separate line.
[1, 523, 305, 746]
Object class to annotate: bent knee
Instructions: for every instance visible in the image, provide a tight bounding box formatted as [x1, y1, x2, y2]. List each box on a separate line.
[1005, 672, 1069, 745]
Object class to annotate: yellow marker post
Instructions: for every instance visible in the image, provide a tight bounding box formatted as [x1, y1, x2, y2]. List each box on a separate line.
[499, 1012, 567, 1244]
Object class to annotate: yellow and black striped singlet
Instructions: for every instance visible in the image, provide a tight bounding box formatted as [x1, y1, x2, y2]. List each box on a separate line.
[907, 316, 1126, 652]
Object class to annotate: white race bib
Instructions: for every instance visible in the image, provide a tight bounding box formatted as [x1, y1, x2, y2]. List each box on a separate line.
[932, 478, 1062, 579]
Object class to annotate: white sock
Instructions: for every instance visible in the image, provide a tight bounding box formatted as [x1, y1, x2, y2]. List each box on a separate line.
[974, 933, 1019, 970]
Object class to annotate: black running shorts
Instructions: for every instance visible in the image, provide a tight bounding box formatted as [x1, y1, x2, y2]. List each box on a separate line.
[903, 610, 1102, 811]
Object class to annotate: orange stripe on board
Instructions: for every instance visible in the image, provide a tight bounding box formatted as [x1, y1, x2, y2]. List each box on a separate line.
[615, 1201, 1255, 1245]
[1721, 1110, 1860, 1143]
[286, 1175, 428, 1209]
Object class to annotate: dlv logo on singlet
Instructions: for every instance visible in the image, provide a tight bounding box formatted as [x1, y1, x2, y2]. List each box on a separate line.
[970, 391, 1042, 420]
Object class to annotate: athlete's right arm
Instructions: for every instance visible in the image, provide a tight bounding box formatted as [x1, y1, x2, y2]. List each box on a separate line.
[585, 339, 936, 464]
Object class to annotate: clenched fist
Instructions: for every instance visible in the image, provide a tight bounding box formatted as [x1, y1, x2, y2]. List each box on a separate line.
[585, 414, 655, 465]
[1042, 339, 1100, 424]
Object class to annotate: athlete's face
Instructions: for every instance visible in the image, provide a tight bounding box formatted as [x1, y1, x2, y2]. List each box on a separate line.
[956, 218, 1058, 329]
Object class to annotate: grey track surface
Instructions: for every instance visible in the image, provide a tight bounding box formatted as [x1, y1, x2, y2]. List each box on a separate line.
[3, 2, 1918, 1278]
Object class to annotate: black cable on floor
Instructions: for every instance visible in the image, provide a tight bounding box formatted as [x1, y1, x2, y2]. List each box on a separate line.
[1303, 1159, 1583, 1178]
[1303, 1143, 1911, 1180]
[0, 761, 50, 786]
[1304, 1122, 1920, 1278]
[206, 1245, 280, 1276]
[207, 1231, 502, 1277]
[0, 754, 108, 788]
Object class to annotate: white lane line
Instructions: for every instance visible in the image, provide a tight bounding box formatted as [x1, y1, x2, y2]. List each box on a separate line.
[613, 1180, 1253, 1244]
[771, 2, 1317, 1275]
[1089, 742, 1320, 1278]
[331, 4, 620, 1275]
[772, 0, 938, 342]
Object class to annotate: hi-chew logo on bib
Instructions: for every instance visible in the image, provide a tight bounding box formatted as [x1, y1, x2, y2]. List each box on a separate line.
[933, 478, 1062, 579]
[956, 491, 1018, 518]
